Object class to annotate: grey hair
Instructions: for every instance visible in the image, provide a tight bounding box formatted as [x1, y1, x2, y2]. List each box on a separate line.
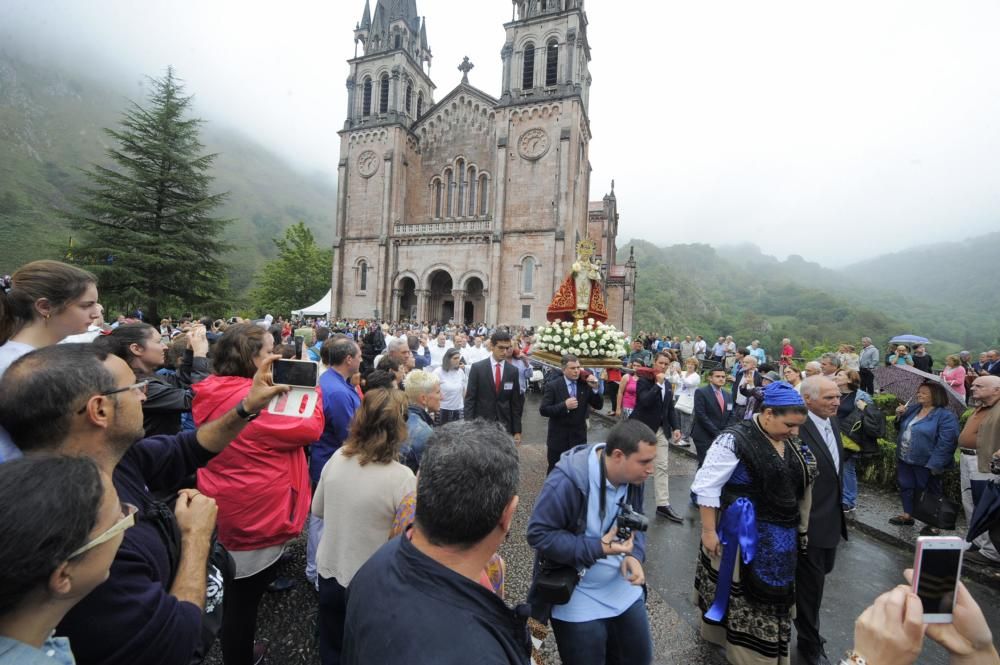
[800, 375, 836, 400]
[387, 338, 409, 354]
[861, 337, 872, 344]
[819, 352, 842, 368]
[403, 369, 440, 400]
[805, 361, 822, 371]
[414, 420, 519, 550]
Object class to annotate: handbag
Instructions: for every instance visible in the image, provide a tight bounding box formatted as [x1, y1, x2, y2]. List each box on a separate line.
[912, 489, 960, 531]
[675, 391, 694, 415]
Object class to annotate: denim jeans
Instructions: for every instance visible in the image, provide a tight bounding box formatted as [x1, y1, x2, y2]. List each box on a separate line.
[897, 460, 941, 515]
[305, 514, 323, 588]
[550, 597, 653, 665]
[842, 456, 858, 510]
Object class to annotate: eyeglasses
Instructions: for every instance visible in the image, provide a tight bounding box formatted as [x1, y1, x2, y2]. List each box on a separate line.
[69, 502, 138, 558]
[76, 380, 149, 414]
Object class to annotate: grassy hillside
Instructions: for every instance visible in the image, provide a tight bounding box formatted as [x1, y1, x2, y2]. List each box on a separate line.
[0, 52, 335, 299]
[629, 239, 995, 356]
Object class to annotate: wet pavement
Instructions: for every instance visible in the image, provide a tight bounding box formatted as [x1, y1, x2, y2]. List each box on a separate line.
[207, 391, 1000, 664]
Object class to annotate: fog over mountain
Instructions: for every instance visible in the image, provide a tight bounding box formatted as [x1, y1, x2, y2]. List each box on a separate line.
[3, 0, 1000, 267]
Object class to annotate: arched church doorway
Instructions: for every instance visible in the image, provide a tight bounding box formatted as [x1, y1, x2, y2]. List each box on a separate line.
[427, 270, 454, 323]
[398, 277, 417, 320]
[463, 277, 484, 325]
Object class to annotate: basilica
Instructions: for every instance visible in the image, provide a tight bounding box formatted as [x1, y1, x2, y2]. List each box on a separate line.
[329, 0, 636, 332]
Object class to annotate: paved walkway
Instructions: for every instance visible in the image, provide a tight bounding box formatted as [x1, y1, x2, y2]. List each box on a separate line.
[207, 393, 1000, 664]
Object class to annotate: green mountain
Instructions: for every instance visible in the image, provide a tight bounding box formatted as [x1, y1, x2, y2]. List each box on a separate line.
[0, 52, 335, 299]
[628, 239, 999, 356]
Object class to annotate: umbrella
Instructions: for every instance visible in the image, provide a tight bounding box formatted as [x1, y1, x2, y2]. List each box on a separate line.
[872, 364, 966, 417]
[890, 334, 930, 345]
[966, 480, 1000, 544]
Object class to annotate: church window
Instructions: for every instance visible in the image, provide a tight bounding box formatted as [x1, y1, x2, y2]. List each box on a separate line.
[479, 174, 489, 215]
[467, 166, 477, 215]
[433, 179, 442, 217]
[405, 83, 412, 114]
[446, 168, 455, 217]
[359, 261, 368, 291]
[416, 93, 424, 118]
[522, 43, 535, 90]
[521, 305, 531, 319]
[362, 77, 372, 116]
[456, 159, 465, 216]
[546, 40, 559, 87]
[522, 257, 535, 293]
[394, 34, 401, 50]
[379, 74, 389, 113]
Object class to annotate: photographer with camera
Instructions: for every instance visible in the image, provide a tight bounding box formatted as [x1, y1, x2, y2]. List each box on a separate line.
[526, 419, 656, 665]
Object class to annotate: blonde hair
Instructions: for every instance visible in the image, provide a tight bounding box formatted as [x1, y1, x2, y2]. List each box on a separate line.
[404, 369, 440, 401]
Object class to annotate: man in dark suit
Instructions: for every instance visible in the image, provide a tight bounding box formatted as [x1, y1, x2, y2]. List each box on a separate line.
[539, 353, 603, 473]
[629, 350, 683, 522]
[691, 367, 733, 467]
[464, 331, 524, 442]
[794, 376, 848, 665]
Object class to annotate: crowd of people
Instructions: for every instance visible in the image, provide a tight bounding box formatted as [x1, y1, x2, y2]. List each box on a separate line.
[0, 259, 998, 665]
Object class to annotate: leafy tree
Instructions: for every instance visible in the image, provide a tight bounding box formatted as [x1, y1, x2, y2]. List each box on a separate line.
[64, 67, 231, 321]
[251, 222, 332, 316]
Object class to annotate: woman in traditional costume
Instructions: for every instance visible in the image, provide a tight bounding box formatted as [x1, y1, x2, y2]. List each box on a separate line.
[691, 382, 816, 665]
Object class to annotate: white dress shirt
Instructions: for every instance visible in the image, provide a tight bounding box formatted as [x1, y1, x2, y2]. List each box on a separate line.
[807, 411, 840, 473]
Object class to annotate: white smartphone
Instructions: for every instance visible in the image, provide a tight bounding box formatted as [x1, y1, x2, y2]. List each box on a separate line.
[912, 536, 964, 623]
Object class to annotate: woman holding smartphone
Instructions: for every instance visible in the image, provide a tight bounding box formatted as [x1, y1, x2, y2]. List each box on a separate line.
[194, 323, 324, 665]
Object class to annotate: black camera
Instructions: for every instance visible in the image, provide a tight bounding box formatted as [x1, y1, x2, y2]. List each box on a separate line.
[990, 457, 1000, 475]
[616, 499, 649, 540]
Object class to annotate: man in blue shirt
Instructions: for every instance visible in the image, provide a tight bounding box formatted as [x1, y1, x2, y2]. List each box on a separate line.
[527, 419, 656, 665]
[306, 335, 361, 589]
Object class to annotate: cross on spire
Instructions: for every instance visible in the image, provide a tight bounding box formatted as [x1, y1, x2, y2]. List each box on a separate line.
[458, 56, 474, 83]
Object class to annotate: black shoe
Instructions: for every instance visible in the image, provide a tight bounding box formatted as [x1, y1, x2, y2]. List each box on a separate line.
[919, 525, 940, 536]
[798, 645, 832, 665]
[266, 576, 296, 593]
[656, 505, 683, 523]
[964, 550, 1000, 567]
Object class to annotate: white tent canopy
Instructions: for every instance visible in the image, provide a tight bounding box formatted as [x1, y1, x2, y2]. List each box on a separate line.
[292, 290, 331, 317]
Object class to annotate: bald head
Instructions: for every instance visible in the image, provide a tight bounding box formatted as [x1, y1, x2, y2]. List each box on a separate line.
[971, 375, 1000, 407]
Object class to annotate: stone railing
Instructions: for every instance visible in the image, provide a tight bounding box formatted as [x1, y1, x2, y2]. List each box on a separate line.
[393, 219, 492, 235]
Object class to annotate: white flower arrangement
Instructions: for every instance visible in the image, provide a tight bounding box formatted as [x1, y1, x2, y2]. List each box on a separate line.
[534, 319, 630, 359]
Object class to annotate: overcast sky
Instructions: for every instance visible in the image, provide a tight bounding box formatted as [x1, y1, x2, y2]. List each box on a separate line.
[4, 0, 1000, 266]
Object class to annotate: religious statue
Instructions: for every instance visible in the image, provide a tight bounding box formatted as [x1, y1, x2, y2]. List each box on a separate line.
[546, 239, 609, 323]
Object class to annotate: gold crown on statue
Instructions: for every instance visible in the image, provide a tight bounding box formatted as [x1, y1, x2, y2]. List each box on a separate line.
[576, 238, 597, 260]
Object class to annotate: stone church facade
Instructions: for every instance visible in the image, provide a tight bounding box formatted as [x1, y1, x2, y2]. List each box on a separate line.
[330, 0, 636, 332]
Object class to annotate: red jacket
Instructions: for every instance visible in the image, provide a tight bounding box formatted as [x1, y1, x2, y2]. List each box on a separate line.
[194, 375, 324, 551]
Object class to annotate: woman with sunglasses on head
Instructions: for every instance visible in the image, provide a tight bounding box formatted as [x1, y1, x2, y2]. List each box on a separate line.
[194, 322, 324, 665]
[0, 455, 134, 664]
[95, 321, 210, 437]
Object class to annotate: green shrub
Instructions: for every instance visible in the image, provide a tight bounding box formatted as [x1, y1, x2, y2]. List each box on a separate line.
[857, 438, 960, 503]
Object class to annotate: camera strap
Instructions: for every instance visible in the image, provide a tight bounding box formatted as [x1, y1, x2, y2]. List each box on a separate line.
[598, 446, 633, 525]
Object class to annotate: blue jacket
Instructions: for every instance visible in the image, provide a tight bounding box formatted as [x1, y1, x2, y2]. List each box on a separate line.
[401, 405, 434, 472]
[896, 404, 959, 471]
[312, 368, 361, 485]
[526, 443, 646, 617]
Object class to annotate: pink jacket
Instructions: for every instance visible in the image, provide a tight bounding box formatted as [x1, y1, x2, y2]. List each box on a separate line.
[194, 375, 324, 551]
[941, 366, 966, 397]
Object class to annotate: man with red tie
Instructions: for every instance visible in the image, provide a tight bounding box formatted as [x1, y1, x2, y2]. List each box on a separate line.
[691, 367, 734, 467]
[464, 331, 524, 442]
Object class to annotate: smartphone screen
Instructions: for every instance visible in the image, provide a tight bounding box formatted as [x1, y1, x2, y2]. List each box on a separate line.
[273, 360, 318, 387]
[916, 548, 961, 615]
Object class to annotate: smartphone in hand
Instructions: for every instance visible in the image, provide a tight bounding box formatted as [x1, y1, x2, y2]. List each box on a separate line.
[912, 536, 964, 623]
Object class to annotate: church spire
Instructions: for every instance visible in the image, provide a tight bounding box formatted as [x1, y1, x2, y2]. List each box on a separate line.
[359, 0, 371, 29]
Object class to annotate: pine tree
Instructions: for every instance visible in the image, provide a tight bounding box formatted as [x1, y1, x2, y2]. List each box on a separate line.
[64, 67, 231, 321]
[252, 222, 332, 316]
